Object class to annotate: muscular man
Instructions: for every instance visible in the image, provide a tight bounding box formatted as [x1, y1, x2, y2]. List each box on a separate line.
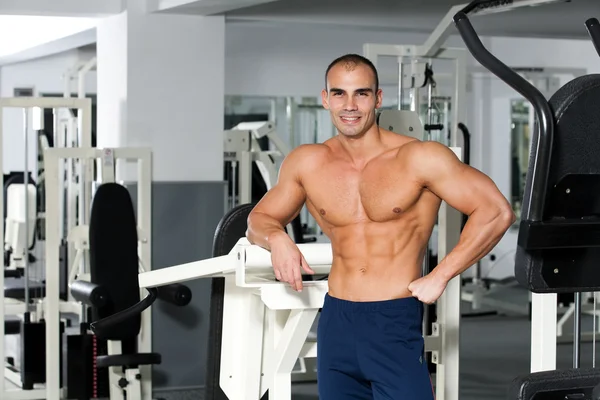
[246, 54, 515, 399]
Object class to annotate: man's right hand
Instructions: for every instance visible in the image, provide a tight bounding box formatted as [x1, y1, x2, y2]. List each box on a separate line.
[269, 233, 315, 292]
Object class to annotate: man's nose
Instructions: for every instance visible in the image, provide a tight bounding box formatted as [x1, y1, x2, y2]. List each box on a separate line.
[344, 96, 358, 110]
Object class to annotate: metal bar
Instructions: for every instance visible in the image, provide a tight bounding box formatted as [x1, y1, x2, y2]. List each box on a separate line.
[435, 147, 463, 400]
[22, 109, 30, 309]
[573, 292, 581, 368]
[454, 13, 553, 222]
[137, 150, 153, 400]
[586, 18, 600, 57]
[44, 150, 61, 400]
[78, 57, 97, 99]
[531, 293, 557, 372]
[0, 97, 91, 109]
[0, 93, 5, 396]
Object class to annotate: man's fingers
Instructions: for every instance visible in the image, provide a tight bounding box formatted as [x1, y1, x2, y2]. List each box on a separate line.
[301, 256, 315, 275]
[293, 264, 303, 292]
[274, 267, 282, 281]
[279, 268, 289, 285]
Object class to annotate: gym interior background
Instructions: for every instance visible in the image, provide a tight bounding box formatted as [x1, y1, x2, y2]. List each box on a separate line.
[0, 0, 599, 399]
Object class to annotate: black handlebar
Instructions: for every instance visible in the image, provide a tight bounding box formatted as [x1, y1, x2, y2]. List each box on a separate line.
[457, 123, 471, 166]
[586, 18, 600, 58]
[453, 12, 554, 222]
[90, 287, 158, 337]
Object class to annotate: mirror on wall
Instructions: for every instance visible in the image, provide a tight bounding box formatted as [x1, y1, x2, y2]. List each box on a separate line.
[510, 98, 531, 222]
[224, 95, 334, 241]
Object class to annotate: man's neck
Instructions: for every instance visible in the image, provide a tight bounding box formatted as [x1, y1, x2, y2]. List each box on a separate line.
[336, 125, 385, 167]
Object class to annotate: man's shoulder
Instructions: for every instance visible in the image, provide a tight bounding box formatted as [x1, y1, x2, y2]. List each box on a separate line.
[397, 139, 452, 159]
[287, 142, 331, 164]
[281, 143, 330, 177]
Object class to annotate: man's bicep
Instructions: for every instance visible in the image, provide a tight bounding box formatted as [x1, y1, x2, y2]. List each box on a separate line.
[252, 179, 306, 225]
[417, 143, 509, 216]
[252, 148, 308, 226]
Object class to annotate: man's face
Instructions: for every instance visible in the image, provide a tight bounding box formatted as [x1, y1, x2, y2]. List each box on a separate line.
[321, 62, 382, 138]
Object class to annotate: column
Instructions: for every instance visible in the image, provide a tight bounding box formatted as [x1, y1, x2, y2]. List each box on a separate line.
[96, 1, 227, 391]
[96, 0, 224, 182]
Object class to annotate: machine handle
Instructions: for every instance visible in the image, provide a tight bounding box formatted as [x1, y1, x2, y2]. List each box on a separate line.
[90, 287, 158, 337]
[585, 18, 600, 58]
[452, 11, 554, 222]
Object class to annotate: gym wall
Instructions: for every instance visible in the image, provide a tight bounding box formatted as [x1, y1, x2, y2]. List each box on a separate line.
[128, 181, 227, 392]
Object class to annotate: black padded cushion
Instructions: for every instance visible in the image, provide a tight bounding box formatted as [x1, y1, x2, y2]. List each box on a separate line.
[89, 183, 140, 341]
[515, 74, 600, 292]
[96, 352, 161, 368]
[4, 278, 45, 300]
[212, 203, 256, 257]
[206, 203, 256, 400]
[508, 367, 600, 399]
[70, 280, 108, 308]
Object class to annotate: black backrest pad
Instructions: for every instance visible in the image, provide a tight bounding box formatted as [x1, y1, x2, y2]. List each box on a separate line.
[89, 183, 141, 340]
[212, 203, 256, 257]
[508, 367, 600, 399]
[206, 203, 256, 400]
[515, 74, 600, 292]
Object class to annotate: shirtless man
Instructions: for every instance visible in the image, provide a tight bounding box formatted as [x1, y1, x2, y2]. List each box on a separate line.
[246, 54, 515, 399]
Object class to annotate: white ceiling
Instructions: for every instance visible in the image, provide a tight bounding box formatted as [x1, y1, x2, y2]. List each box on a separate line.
[173, 0, 600, 40]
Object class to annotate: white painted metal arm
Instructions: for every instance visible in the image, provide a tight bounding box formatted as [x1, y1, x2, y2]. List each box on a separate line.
[138, 238, 333, 289]
[243, 241, 332, 268]
[139, 255, 235, 288]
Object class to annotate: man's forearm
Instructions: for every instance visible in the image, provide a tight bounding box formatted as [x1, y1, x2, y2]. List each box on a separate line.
[432, 206, 516, 282]
[246, 212, 289, 251]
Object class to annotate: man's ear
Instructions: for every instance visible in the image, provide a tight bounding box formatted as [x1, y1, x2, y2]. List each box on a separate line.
[375, 88, 383, 109]
[321, 89, 330, 110]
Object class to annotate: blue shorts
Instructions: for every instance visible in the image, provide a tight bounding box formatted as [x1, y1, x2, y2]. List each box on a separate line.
[317, 293, 434, 400]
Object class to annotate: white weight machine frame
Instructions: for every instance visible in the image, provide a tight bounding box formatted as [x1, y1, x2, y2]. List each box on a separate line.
[138, 147, 463, 400]
[224, 120, 312, 378]
[224, 121, 301, 247]
[363, 16, 467, 148]
[44, 146, 153, 400]
[364, 0, 568, 148]
[0, 97, 92, 399]
[224, 121, 290, 206]
[63, 56, 97, 100]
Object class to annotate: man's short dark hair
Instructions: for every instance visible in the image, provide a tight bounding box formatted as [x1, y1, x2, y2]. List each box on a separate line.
[325, 54, 379, 92]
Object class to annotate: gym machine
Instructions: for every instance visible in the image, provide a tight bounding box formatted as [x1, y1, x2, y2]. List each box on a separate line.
[223, 121, 312, 243]
[0, 96, 92, 400]
[454, 2, 600, 397]
[223, 121, 289, 209]
[63, 57, 97, 100]
[44, 146, 181, 400]
[465, 66, 589, 320]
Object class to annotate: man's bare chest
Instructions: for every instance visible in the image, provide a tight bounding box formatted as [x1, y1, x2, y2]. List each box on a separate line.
[302, 162, 425, 225]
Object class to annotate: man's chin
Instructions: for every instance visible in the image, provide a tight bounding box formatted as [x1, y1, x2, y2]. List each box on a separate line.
[339, 128, 364, 138]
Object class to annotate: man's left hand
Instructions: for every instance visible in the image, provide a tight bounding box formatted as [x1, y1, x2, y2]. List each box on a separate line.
[408, 274, 448, 304]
